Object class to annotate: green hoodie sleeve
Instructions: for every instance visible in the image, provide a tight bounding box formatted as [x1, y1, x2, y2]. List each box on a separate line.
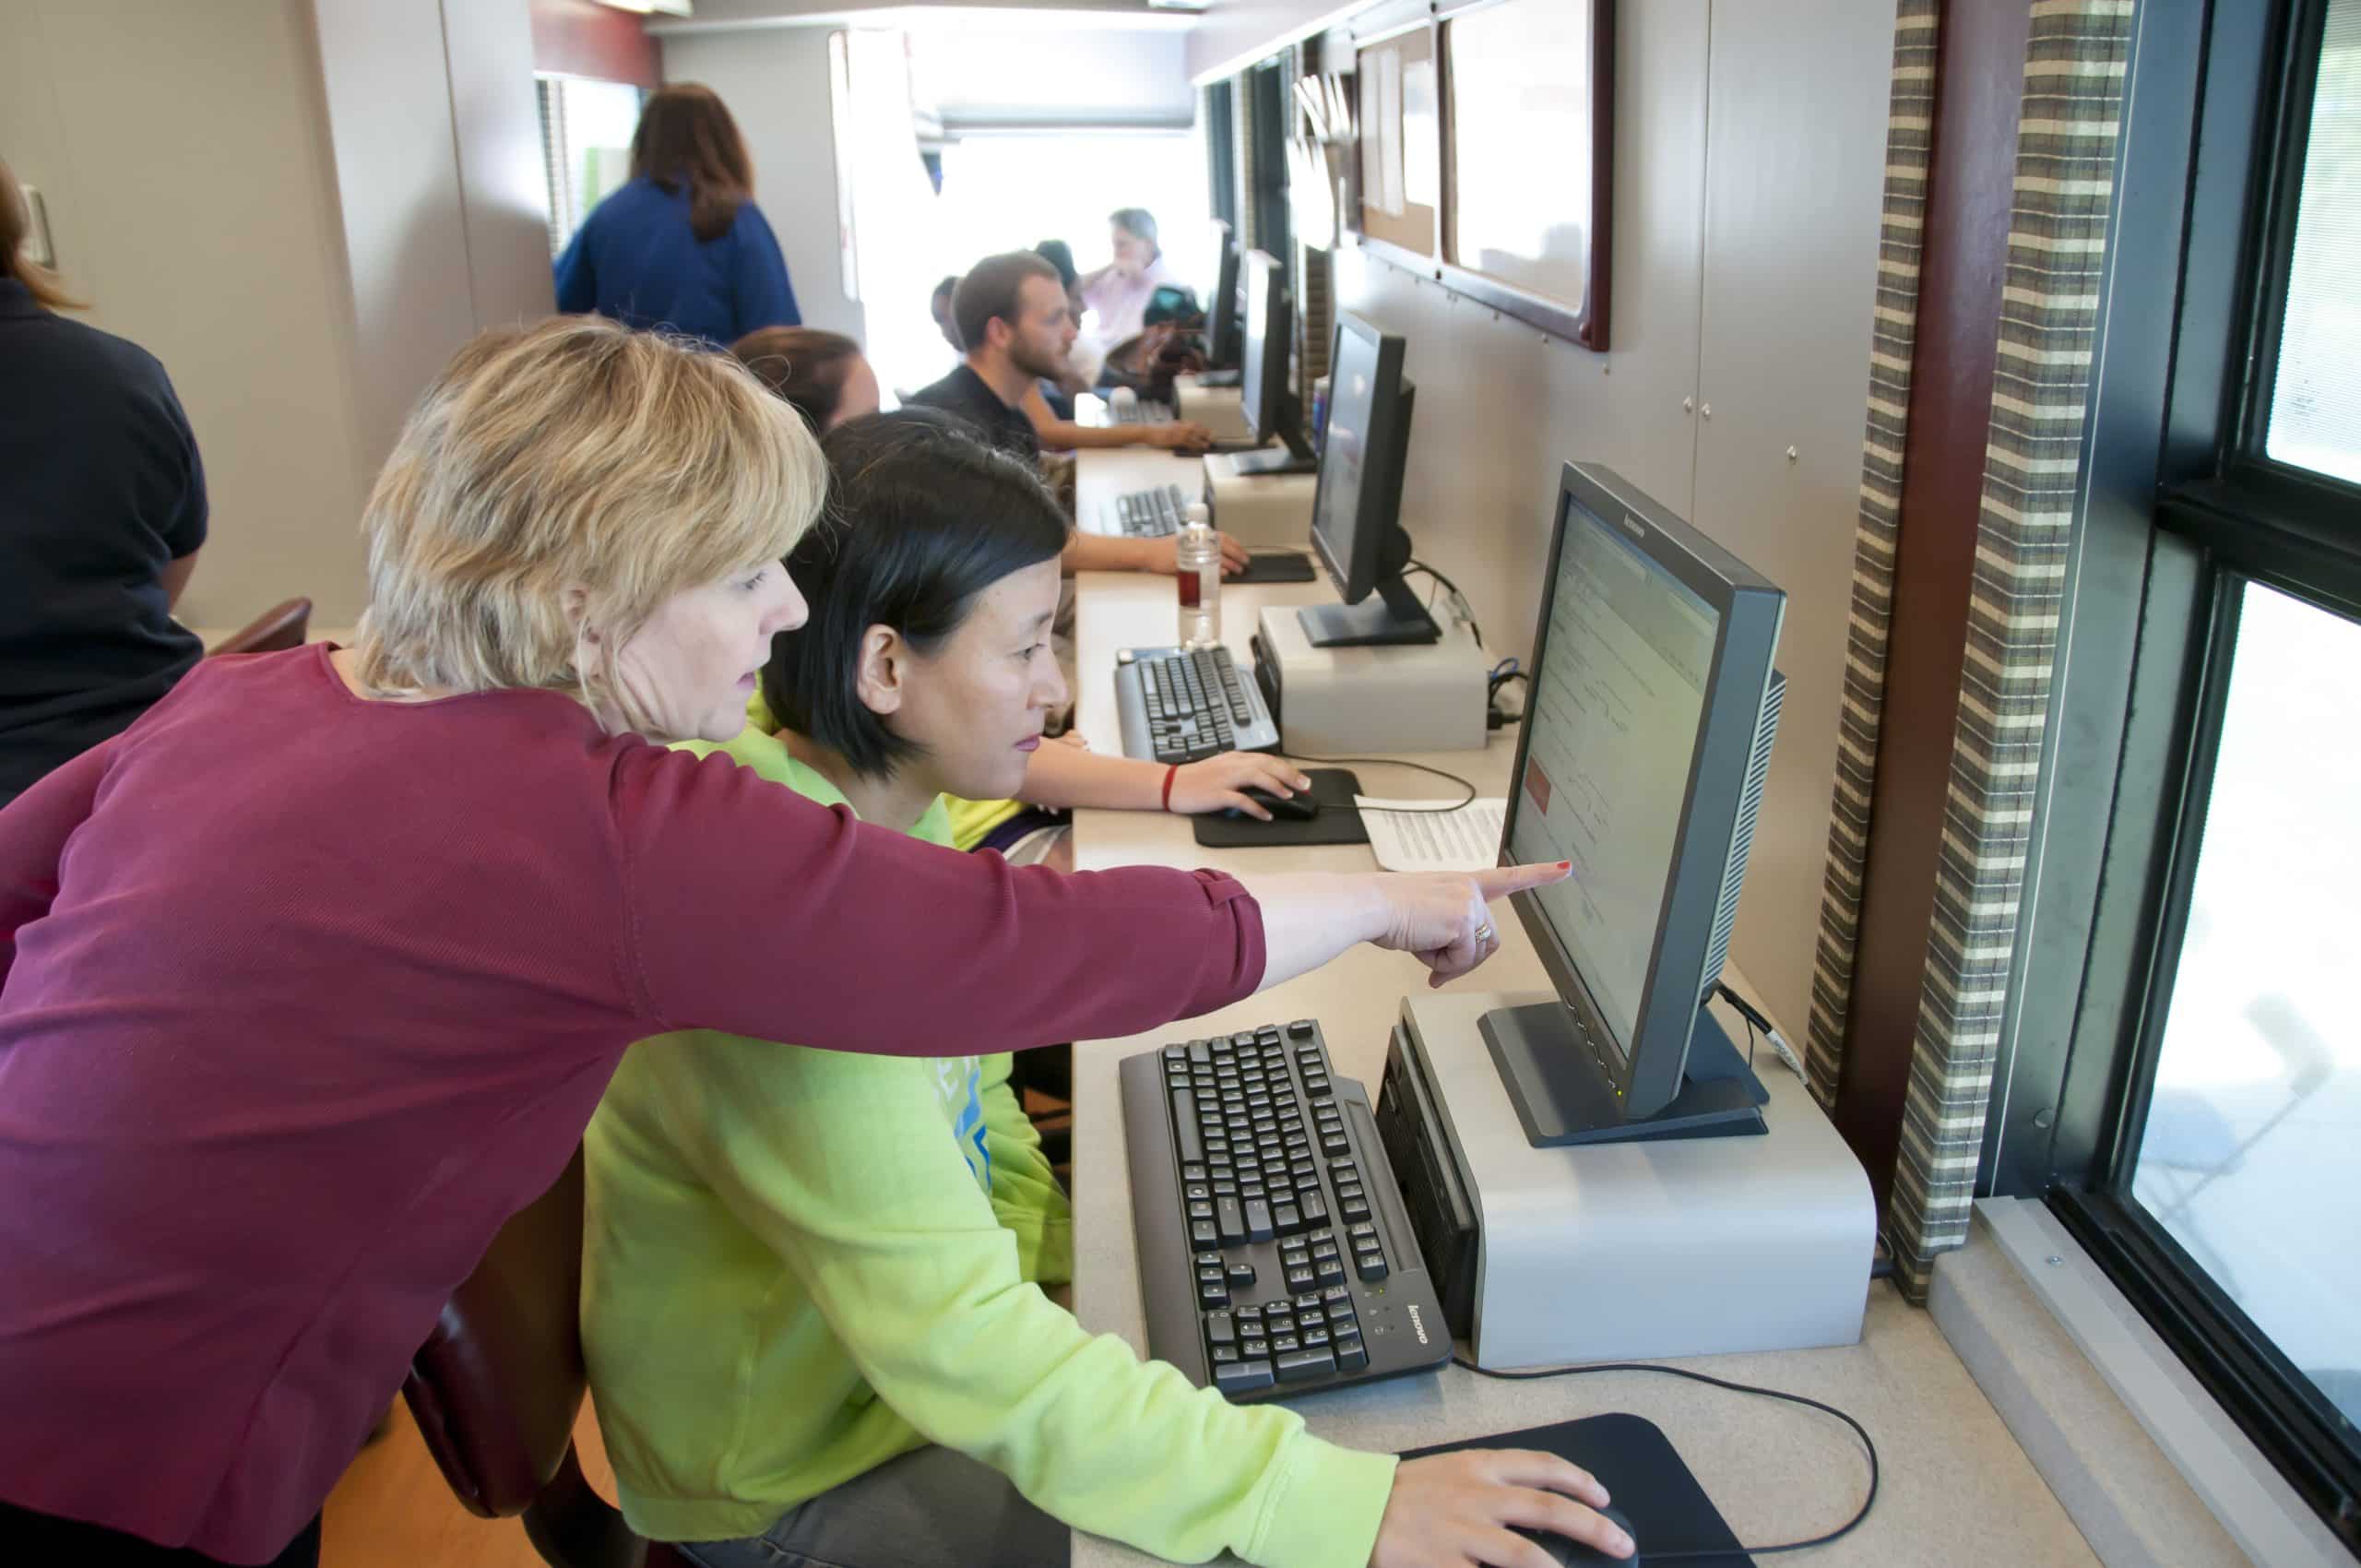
[976, 1053, 1072, 1287]
[649, 1032, 1395, 1568]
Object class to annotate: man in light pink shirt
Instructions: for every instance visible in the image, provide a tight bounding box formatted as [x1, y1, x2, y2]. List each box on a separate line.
[1077, 207, 1180, 347]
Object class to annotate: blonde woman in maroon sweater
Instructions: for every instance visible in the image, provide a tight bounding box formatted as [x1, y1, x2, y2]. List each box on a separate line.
[0, 316, 1568, 1567]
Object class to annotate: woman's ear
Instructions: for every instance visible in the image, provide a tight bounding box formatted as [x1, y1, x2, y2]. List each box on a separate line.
[853, 624, 906, 717]
[561, 584, 599, 645]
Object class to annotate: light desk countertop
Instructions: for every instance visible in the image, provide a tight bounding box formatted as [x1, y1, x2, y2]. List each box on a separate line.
[1055, 448, 2096, 1567]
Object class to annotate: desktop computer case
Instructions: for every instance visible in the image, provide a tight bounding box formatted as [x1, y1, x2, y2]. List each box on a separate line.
[1379, 989, 1874, 1369]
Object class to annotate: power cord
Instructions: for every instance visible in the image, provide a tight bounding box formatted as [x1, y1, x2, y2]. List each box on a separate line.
[1405, 559, 1481, 646]
[1486, 658, 1530, 731]
[1713, 981, 1806, 1081]
[1449, 1355, 1880, 1561]
[1280, 750, 1477, 812]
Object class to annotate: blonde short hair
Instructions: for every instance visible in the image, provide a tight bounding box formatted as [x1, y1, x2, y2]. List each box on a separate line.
[352, 317, 824, 730]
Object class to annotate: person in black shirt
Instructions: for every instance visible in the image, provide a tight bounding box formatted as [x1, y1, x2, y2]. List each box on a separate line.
[906, 251, 1068, 466]
[908, 253, 1241, 580]
[0, 158, 208, 805]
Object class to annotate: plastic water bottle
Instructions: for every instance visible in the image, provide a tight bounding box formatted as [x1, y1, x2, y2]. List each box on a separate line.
[1109, 386, 1138, 421]
[1177, 505, 1221, 649]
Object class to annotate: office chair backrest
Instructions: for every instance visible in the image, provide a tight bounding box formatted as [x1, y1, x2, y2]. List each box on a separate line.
[403, 1147, 690, 1568]
[405, 1146, 593, 1520]
[207, 597, 312, 658]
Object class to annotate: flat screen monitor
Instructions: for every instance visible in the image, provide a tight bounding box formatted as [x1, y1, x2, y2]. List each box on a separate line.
[1207, 236, 1242, 369]
[1297, 312, 1437, 647]
[1485, 463, 1786, 1144]
[1231, 249, 1315, 473]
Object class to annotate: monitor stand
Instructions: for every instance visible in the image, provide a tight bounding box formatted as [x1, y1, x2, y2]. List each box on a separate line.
[1297, 577, 1442, 648]
[1228, 446, 1316, 476]
[1480, 1003, 1768, 1146]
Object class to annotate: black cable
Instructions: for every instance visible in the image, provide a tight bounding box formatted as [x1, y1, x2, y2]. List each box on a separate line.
[1279, 750, 1478, 812]
[1449, 1355, 1880, 1561]
[1714, 982, 1774, 1039]
[1404, 559, 1480, 646]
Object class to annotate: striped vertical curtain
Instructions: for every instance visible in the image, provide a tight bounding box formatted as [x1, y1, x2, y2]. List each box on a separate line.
[1805, 0, 1940, 1116]
[1807, 0, 2135, 1297]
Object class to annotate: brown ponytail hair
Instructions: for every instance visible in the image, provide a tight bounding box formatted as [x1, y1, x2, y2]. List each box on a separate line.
[730, 327, 863, 433]
[0, 157, 84, 310]
[629, 85, 754, 244]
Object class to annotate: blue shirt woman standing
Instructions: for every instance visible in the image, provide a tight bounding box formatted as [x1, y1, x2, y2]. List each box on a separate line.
[554, 83, 800, 346]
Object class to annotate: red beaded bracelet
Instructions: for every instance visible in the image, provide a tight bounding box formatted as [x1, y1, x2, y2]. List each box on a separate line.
[1161, 764, 1180, 812]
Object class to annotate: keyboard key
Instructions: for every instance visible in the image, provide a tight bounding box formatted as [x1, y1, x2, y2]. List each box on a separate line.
[1333, 1334, 1369, 1372]
[1240, 1336, 1269, 1360]
[1315, 1258, 1347, 1287]
[1276, 1347, 1336, 1383]
[1206, 1312, 1236, 1347]
[1170, 1092, 1204, 1164]
[1211, 1344, 1240, 1363]
[1227, 1258, 1256, 1287]
[1244, 1199, 1275, 1241]
[1190, 1220, 1217, 1247]
[1354, 1250, 1388, 1282]
[1272, 1334, 1300, 1355]
[1216, 1197, 1245, 1245]
[1214, 1359, 1275, 1396]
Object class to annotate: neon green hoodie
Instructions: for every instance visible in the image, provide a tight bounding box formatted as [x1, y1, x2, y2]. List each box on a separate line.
[580, 725, 1396, 1564]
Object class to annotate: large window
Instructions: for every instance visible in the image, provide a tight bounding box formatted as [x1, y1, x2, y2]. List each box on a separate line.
[536, 76, 644, 257]
[2011, 0, 2361, 1550]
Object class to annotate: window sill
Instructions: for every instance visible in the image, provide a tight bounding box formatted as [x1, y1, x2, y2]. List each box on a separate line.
[1931, 1199, 2347, 1567]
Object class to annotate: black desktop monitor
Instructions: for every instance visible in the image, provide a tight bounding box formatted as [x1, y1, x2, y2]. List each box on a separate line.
[1485, 462, 1788, 1146]
[1297, 313, 1437, 648]
[1208, 234, 1242, 369]
[1229, 249, 1316, 475]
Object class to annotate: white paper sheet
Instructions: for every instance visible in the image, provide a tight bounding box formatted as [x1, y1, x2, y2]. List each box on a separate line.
[1353, 796, 1507, 873]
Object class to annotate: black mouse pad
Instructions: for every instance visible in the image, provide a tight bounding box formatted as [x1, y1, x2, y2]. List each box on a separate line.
[1228, 551, 1318, 585]
[1404, 1412, 1754, 1566]
[1190, 767, 1367, 849]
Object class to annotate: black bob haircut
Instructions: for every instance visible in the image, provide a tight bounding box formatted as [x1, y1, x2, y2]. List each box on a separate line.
[764, 408, 1071, 779]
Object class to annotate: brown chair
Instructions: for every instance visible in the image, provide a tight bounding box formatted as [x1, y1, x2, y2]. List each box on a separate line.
[207, 597, 312, 658]
[403, 1147, 692, 1568]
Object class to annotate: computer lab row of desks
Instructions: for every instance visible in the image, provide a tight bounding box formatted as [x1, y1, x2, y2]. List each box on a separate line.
[1058, 441, 2098, 1567]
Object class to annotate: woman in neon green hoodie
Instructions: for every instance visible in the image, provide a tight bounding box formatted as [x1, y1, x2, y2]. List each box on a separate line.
[580, 410, 1634, 1568]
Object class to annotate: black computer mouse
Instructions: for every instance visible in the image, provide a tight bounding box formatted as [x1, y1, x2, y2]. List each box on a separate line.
[1226, 786, 1319, 823]
[1515, 1504, 1638, 1565]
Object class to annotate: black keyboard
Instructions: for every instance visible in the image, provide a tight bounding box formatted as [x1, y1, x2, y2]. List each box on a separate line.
[1113, 644, 1280, 763]
[1113, 483, 1188, 538]
[1121, 1020, 1453, 1401]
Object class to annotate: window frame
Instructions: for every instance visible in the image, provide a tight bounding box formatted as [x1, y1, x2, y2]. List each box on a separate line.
[1990, 0, 2361, 1548]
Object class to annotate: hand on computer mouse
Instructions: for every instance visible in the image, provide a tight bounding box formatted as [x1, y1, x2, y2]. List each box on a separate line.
[1145, 420, 1216, 452]
[1370, 1450, 1632, 1567]
[1137, 530, 1250, 577]
[1513, 1505, 1640, 1565]
[1167, 753, 1311, 818]
[1226, 786, 1320, 823]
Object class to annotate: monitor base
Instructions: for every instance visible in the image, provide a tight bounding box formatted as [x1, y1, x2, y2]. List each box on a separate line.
[1480, 1003, 1768, 1146]
[1297, 586, 1441, 648]
[1228, 446, 1317, 477]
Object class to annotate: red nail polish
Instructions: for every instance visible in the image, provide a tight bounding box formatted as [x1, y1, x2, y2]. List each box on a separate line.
[1558, 861, 1571, 871]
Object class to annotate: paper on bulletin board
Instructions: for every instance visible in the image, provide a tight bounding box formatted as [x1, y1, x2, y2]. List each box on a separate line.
[1376, 47, 1405, 217]
[1402, 60, 1439, 210]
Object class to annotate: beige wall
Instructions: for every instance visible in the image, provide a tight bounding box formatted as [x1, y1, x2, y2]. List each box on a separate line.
[3, 0, 371, 629]
[5, 0, 559, 631]
[1324, 0, 1897, 1033]
[659, 28, 867, 341]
